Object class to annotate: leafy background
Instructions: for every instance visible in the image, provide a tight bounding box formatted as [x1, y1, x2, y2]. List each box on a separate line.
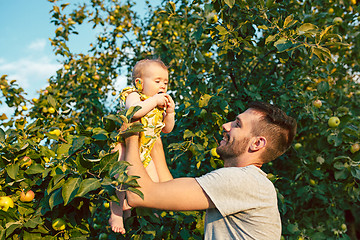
[0, 0, 359, 239]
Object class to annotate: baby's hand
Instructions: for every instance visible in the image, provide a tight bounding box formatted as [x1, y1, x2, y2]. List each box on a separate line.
[152, 93, 168, 109]
[164, 94, 175, 114]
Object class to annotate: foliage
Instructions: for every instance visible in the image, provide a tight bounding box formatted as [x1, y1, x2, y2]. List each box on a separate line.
[1, 0, 360, 239]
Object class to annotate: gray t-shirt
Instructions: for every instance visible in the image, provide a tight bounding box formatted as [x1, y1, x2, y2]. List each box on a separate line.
[195, 165, 281, 240]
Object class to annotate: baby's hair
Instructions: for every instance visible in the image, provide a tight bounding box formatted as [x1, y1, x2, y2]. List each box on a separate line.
[132, 59, 168, 84]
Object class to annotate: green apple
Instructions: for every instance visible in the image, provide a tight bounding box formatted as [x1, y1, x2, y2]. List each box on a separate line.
[333, 17, 343, 25]
[328, 116, 340, 128]
[294, 143, 302, 150]
[341, 223, 347, 231]
[98, 233, 108, 240]
[52, 218, 66, 231]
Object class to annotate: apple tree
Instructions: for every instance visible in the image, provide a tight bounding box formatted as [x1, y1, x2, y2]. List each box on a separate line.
[1, 0, 360, 239]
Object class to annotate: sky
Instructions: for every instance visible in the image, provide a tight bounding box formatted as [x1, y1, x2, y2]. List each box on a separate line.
[0, 0, 161, 116]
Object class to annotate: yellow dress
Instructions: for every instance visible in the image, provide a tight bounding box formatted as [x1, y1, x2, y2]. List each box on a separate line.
[120, 86, 165, 168]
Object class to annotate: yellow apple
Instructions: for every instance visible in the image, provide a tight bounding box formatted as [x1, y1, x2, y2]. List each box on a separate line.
[21, 156, 32, 168]
[313, 100, 322, 108]
[350, 143, 360, 153]
[48, 107, 55, 114]
[0, 196, 14, 212]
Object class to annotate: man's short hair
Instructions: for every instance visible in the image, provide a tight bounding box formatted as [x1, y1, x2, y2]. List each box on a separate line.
[132, 59, 168, 84]
[248, 101, 297, 163]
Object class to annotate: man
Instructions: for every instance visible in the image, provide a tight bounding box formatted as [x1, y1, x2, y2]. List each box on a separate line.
[124, 101, 297, 239]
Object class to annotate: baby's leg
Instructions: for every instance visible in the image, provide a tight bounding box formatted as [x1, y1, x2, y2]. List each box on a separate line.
[109, 190, 126, 234]
[150, 138, 173, 182]
[109, 143, 128, 234]
[145, 159, 159, 183]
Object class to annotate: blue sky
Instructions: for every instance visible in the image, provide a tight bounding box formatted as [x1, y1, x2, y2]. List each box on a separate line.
[0, 0, 161, 115]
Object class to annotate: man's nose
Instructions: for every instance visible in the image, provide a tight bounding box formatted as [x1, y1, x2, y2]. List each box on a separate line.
[222, 122, 231, 132]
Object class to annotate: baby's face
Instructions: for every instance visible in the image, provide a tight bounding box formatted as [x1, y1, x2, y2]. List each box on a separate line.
[140, 63, 169, 96]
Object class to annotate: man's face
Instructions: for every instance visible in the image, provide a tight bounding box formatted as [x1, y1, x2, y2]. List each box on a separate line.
[217, 109, 261, 160]
[140, 63, 169, 96]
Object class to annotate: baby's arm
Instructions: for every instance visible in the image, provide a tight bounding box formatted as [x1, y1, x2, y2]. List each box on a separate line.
[162, 94, 175, 133]
[126, 92, 168, 120]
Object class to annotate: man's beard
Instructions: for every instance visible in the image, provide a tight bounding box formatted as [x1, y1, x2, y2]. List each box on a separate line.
[217, 135, 250, 160]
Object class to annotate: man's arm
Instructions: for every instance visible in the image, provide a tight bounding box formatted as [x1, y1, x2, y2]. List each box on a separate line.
[125, 134, 215, 211]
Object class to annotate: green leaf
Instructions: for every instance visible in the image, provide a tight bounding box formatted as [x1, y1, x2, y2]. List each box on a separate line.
[224, 0, 235, 8]
[5, 221, 22, 238]
[184, 129, 194, 139]
[99, 151, 119, 173]
[75, 178, 101, 197]
[334, 169, 348, 180]
[327, 133, 342, 146]
[274, 38, 293, 52]
[47, 95, 57, 108]
[283, 15, 294, 28]
[109, 161, 130, 178]
[56, 144, 71, 157]
[127, 187, 144, 200]
[216, 25, 228, 35]
[195, 51, 205, 63]
[49, 188, 63, 210]
[62, 177, 81, 205]
[23, 216, 43, 228]
[25, 164, 45, 175]
[126, 105, 142, 121]
[351, 167, 360, 180]
[297, 23, 317, 35]
[92, 133, 108, 141]
[0, 128, 5, 142]
[265, 34, 277, 45]
[23, 231, 42, 240]
[6, 164, 19, 180]
[104, 114, 123, 124]
[70, 136, 88, 155]
[312, 46, 332, 62]
[199, 94, 212, 108]
[169, 0, 176, 12]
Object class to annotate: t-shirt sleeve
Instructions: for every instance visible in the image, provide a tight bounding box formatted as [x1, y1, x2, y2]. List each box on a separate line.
[195, 167, 265, 217]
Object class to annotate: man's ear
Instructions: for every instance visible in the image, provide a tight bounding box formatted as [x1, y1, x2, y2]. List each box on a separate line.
[249, 136, 267, 151]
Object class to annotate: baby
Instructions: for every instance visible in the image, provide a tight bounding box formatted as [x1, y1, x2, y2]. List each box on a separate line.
[109, 59, 175, 234]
